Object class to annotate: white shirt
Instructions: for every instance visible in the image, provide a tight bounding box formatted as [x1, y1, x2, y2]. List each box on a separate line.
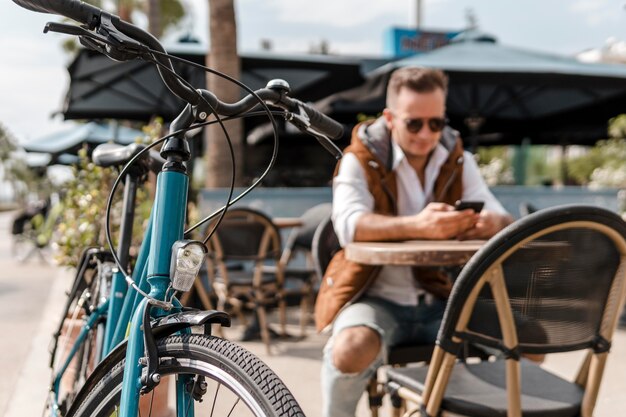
[332, 140, 507, 305]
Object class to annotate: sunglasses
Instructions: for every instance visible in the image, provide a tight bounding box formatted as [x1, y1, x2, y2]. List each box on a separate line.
[399, 117, 447, 133]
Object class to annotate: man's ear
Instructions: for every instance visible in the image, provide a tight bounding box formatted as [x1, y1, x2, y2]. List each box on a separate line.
[382, 108, 393, 130]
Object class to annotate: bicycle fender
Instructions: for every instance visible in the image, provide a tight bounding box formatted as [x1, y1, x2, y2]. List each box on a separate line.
[152, 308, 231, 338]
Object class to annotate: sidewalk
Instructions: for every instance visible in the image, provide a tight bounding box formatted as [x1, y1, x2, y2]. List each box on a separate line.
[5, 262, 626, 416]
[3, 267, 71, 417]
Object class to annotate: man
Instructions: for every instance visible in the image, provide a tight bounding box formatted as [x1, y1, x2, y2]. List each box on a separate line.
[315, 67, 513, 417]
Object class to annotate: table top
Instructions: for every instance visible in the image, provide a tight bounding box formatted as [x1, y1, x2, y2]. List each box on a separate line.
[272, 217, 304, 229]
[345, 239, 486, 266]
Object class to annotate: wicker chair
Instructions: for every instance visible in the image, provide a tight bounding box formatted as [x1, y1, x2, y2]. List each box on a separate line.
[278, 203, 332, 336]
[385, 205, 626, 417]
[205, 207, 284, 354]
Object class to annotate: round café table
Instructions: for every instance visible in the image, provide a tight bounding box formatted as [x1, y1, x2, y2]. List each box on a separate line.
[345, 239, 486, 266]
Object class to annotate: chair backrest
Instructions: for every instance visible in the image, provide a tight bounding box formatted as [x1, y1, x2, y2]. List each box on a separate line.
[518, 201, 539, 217]
[311, 215, 340, 279]
[291, 203, 333, 250]
[208, 207, 282, 262]
[439, 204, 626, 359]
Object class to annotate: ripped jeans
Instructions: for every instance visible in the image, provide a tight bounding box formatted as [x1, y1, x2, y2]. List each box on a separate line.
[321, 296, 445, 417]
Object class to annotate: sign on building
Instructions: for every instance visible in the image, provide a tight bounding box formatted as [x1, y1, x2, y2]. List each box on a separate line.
[384, 27, 462, 58]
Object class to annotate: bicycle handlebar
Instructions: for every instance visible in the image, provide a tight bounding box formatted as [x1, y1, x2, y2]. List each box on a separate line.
[12, 0, 344, 146]
[197, 81, 343, 141]
[13, 0, 100, 27]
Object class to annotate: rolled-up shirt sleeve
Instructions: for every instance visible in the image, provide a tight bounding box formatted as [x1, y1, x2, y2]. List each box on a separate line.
[331, 153, 374, 247]
[461, 151, 508, 215]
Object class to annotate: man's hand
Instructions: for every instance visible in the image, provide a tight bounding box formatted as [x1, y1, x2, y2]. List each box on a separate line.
[456, 210, 513, 240]
[352, 203, 510, 242]
[409, 202, 478, 240]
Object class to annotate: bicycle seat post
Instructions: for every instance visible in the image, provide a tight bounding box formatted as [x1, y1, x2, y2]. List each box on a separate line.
[102, 167, 142, 355]
[117, 170, 141, 272]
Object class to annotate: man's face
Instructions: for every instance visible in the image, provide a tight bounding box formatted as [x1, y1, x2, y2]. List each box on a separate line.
[384, 86, 446, 160]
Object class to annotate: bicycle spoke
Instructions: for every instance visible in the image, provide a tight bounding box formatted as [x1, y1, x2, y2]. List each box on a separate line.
[147, 389, 155, 417]
[226, 397, 241, 417]
[209, 382, 221, 417]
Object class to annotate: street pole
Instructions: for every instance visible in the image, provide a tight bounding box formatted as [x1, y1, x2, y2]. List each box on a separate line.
[416, 0, 422, 28]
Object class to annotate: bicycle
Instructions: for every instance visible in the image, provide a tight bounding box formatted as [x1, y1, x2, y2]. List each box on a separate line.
[11, 1, 344, 416]
[11, 196, 61, 262]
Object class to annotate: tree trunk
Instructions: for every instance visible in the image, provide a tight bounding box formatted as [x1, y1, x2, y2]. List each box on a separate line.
[147, 0, 162, 38]
[205, 0, 243, 188]
[117, 0, 133, 22]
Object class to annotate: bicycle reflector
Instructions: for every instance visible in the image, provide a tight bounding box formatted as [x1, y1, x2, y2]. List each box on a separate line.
[170, 240, 207, 292]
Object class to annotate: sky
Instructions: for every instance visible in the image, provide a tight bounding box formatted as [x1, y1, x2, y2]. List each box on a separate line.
[1, 0, 626, 144]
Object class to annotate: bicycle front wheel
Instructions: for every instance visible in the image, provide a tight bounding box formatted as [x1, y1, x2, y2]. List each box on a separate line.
[68, 333, 305, 417]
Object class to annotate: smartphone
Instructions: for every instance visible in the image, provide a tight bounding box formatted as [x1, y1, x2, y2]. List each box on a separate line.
[454, 200, 484, 213]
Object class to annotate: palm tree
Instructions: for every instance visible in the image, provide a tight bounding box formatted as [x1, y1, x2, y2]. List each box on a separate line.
[205, 0, 243, 187]
[146, 0, 162, 38]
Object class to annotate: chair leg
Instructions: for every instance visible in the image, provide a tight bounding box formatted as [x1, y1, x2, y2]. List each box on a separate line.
[179, 288, 193, 307]
[300, 281, 315, 337]
[299, 293, 309, 337]
[367, 375, 383, 417]
[256, 305, 272, 355]
[278, 297, 287, 337]
[386, 381, 406, 417]
[194, 280, 215, 310]
[582, 352, 609, 417]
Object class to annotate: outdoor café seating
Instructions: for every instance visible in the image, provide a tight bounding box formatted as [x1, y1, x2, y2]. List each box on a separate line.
[384, 205, 626, 417]
[274, 202, 332, 336]
[204, 207, 286, 354]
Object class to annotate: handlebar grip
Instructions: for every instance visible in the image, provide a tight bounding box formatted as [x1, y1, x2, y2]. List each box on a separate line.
[12, 0, 101, 27]
[295, 99, 344, 140]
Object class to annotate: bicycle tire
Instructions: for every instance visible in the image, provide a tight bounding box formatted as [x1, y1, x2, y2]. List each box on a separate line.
[50, 259, 112, 414]
[68, 333, 305, 417]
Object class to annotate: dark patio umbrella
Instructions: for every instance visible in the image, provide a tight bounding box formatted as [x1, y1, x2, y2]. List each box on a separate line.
[317, 35, 626, 146]
[62, 45, 370, 122]
[59, 45, 373, 186]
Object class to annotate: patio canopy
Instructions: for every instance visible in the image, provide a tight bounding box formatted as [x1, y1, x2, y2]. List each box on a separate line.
[317, 35, 626, 146]
[21, 121, 145, 163]
[21, 152, 78, 167]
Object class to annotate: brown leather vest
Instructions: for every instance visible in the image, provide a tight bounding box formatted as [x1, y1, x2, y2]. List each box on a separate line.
[314, 119, 465, 332]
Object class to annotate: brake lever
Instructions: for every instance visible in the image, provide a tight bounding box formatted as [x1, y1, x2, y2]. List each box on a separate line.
[285, 105, 343, 160]
[44, 22, 109, 54]
[79, 36, 107, 55]
[44, 21, 96, 37]
[309, 130, 343, 160]
[43, 15, 148, 62]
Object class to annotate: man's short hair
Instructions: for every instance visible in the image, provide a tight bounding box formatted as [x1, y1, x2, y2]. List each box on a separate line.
[386, 67, 448, 108]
